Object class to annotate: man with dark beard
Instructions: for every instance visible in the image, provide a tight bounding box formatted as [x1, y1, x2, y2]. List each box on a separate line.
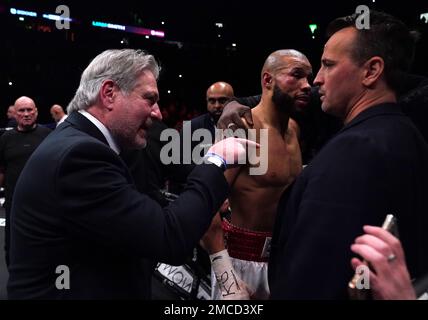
[201, 50, 312, 299]
[206, 82, 235, 125]
[184, 81, 234, 139]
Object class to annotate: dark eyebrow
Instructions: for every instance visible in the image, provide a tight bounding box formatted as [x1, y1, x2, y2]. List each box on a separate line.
[291, 67, 309, 73]
[144, 92, 159, 102]
[291, 67, 313, 77]
[321, 58, 335, 65]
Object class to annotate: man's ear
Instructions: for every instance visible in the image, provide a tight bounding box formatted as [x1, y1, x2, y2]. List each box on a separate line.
[100, 80, 117, 110]
[362, 56, 384, 87]
[262, 72, 273, 89]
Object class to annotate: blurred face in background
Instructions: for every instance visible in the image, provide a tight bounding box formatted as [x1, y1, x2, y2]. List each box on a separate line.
[7, 106, 16, 120]
[14, 97, 38, 131]
[206, 82, 234, 123]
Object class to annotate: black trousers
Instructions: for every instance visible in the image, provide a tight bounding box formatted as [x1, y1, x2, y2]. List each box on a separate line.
[4, 207, 10, 268]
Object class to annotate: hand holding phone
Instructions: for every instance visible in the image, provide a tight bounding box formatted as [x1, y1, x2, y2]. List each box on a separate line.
[348, 214, 398, 299]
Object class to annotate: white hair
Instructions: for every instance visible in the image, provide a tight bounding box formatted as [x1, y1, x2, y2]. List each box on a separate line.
[67, 49, 160, 113]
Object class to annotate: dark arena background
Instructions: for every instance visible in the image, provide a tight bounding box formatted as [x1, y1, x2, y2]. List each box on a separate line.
[0, 0, 427, 127]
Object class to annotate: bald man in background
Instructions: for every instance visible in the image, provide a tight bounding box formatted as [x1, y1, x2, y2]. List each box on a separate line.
[169, 81, 234, 193]
[0, 96, 51, 267]
[50, 104, 68, 127]
[185, 81, 234, 140]
[6, 105, 17, 128]
[206, 82, 235, 126]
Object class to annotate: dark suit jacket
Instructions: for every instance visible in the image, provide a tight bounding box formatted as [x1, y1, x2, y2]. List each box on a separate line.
[188, 113, 216, 141]
[121, 120, 174, 206]
[169, 113, 217, 193]
[8, 111, 228, 299]
[269, 103, 428, 299]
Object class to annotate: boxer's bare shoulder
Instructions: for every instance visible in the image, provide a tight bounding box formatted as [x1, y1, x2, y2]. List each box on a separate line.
[227, 108, 302, 231]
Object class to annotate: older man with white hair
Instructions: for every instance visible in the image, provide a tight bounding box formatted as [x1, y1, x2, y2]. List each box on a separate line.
[7, 49, 256, 299]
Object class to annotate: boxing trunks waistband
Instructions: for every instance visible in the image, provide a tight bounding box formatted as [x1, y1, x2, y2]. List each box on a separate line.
[221, 219, 272, 262]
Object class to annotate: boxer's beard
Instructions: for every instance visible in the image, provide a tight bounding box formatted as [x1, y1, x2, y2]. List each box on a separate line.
[209, 110, 222, 124]
[272, 84, 294, 115]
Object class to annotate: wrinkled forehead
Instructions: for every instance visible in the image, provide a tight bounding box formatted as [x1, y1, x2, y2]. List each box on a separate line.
[207, 90, 230, 98]
[16, 103, 36, 111]
[207, 88, 233, 99]
[133, 70, 159, 93]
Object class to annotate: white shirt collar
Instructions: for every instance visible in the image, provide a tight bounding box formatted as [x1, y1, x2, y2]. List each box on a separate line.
[56, 114, 68, 127]
[78, 110, 120, 154]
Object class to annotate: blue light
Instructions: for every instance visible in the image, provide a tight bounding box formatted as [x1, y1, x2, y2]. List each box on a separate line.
[92, 21, 125, 31]
[92, 21, 108, 28]
[42, 14, 72, 22]
[10, 7, 37, 17]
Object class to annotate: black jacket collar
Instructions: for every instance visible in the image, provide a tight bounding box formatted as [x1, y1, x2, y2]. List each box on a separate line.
[65, 111, 109, 146]
[340, 103, 403, 134]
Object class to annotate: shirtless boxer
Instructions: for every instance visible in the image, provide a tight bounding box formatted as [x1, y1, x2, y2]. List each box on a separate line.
[201, 49, 312, 299]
